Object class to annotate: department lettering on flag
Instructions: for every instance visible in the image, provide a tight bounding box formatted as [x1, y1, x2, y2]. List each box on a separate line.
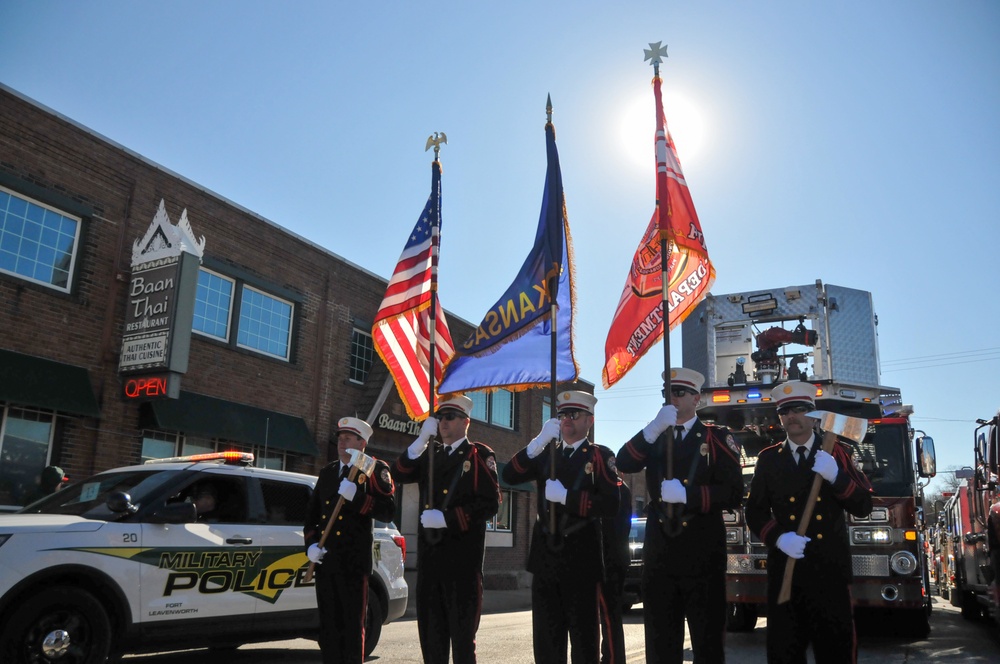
[373, 160, 455, 420]
[602, 70, 715, 390]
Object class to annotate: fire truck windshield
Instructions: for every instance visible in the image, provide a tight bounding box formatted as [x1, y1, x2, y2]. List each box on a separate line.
[851, 422, 912, 496]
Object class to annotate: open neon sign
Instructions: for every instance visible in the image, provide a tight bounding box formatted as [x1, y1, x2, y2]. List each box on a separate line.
[123, 374, 178, 400]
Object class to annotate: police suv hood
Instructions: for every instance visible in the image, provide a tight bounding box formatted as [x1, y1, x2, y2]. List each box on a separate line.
[0, 514, 106, 533]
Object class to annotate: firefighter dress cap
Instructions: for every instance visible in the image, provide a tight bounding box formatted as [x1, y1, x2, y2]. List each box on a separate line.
[771, 381, 816, 408]
[337, 417, 373, 442]
[436, 394, 473, 418]
[664, 368, 705, 393]
[557, 391, 597, 415]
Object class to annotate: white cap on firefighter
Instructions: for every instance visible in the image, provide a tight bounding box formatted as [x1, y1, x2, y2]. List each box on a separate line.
[664, 367, 705, 393]
[557, 391, 597, 415]
[336, 417, 373, 442]
[435, 394, 473, 418]
[770, 381, 817, 408]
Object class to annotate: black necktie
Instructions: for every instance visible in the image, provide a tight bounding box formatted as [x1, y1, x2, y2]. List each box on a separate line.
[675, 426, 685, 442]
[796, 446, 808, 470]
[563, 446, 573, 460]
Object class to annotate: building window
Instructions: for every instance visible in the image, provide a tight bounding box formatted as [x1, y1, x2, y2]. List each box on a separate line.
[192, 267, 296, 362]
[140, 430, 180, 462]
[469, 390, 515, 430]
[350, 328, 374, 384]
[541, 396, 552, 421]
[0, 406, 55, 507]
[193, 268, 234, 341]
[142, 432, 287, 470]
[238, 286, 293, 360]
[486, 490, 513, 532]
[0, 187, 81, 293]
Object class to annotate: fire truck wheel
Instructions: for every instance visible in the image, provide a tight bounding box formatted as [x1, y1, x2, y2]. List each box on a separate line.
[959, 591, 984, 620]
[0, 585, 112, 664]
[725, 602, 758, 632]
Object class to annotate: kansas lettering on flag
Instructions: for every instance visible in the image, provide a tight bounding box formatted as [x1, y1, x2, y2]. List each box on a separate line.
[602, 74, 715, 390]
[373, 160, 455, 419]
[439, 121, 577, 393]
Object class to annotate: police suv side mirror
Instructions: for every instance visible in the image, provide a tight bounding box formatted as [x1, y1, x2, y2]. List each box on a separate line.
[107, 491, 138, 514]
[146, 501, 197, 524]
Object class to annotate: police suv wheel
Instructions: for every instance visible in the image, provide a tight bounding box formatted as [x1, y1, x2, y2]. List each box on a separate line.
[1, 586, 112, 664]
[363, 591, 383, 658]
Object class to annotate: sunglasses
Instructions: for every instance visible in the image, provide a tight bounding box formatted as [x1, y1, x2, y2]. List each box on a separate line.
[436, 412, 466, 421]
[557, 410, 587, 421]
[776, 404, 812, 416]
[663, 388, 696, 398]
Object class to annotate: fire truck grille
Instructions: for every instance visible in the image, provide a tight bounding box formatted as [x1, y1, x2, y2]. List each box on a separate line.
[726, 554, 768, 575]
[852, 554, 890, 576]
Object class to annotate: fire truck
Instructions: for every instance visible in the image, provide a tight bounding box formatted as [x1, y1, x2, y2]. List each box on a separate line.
[681, 280, 936, 635]
[946, 411, 1000, 626]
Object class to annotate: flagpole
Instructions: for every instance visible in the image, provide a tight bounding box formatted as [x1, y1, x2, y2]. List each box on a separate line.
[646, 41, 681, 535]
[543, 95, 563, 548]
[426, 133, 446, 545]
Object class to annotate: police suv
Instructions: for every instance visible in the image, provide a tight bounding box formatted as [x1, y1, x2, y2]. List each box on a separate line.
[0, 452, 407, 663]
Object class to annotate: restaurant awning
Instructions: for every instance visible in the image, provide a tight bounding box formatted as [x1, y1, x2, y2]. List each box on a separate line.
[143, 391, 317, 456]
[0, 349, 101, 417]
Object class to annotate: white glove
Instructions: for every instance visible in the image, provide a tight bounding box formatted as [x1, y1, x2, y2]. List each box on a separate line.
[420, 509, 447, 529]
[338, 478, 357, 501]
[527, 418, 561, 458]
[643, 405, 678, 443]
[812, 450, 839, 483]
[660, 478, 687, 504]
[776, 532, 810, 559]
[307, 543, 327, 564]
[408, 417, 438, 459]
[545, 478, 568, 505]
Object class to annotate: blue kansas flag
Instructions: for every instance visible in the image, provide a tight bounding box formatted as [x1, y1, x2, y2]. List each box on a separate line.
[439, 121, 578, 393]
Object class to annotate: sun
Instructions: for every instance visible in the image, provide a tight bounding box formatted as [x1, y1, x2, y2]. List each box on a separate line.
[619, 89, 707, 171]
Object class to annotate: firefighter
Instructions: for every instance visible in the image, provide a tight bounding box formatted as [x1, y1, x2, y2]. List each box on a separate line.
[616, 368, 743, 664]
[392, 394, 500, 664]
[745, 382, 873, 664]
[304, 417, 396, 664]
[503, 390, 620, 664]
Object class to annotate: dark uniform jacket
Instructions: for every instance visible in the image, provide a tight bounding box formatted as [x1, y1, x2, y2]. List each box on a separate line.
[745, 434, 873, 584]
[602, 479, 633, 572]
[503, 440, 620, 580]
[392, 438, 500, 576]
[616, 419, 743, 576]
[303, 457, 396, 575]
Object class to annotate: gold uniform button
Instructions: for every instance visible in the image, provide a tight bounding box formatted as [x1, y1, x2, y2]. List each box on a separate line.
[338, 515, 343, 521]
[816, 514, 823, 521]
[325, 500, 330, 505]
[790, 515, 796, 521]
[817, 496, 822, 502]
[335, 531, 341, 536]
[817, 533, 824, 540]
[321, 514, 326, 520]
[682, 521, 688, 527]
[789, 497, 796, 503]
[682, 479, 689, 486]
[443, 489, 449, 495]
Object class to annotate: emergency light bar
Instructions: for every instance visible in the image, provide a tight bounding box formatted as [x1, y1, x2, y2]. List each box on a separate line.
[144, 451, 255, 465]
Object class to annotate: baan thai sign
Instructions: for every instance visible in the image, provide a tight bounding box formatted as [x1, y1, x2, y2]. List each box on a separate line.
[118, 200, 204, 385]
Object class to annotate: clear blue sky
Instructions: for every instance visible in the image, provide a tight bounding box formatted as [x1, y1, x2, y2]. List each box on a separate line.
[2, 1, 998, 493]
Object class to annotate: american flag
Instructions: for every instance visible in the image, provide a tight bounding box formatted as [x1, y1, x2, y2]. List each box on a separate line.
[373, 160, 455, 420]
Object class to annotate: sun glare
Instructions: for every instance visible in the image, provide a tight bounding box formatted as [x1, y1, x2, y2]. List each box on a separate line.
[619, 89, 706, 171]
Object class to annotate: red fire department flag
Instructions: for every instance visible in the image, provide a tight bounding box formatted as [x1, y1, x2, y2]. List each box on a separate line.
[602, 74, 715, 390]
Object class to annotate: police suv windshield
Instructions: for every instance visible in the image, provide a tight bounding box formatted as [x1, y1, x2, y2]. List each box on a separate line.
[18, 469, 179, 519]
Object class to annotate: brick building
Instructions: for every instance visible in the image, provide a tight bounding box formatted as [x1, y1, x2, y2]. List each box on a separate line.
[0, 84, 620, 586]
